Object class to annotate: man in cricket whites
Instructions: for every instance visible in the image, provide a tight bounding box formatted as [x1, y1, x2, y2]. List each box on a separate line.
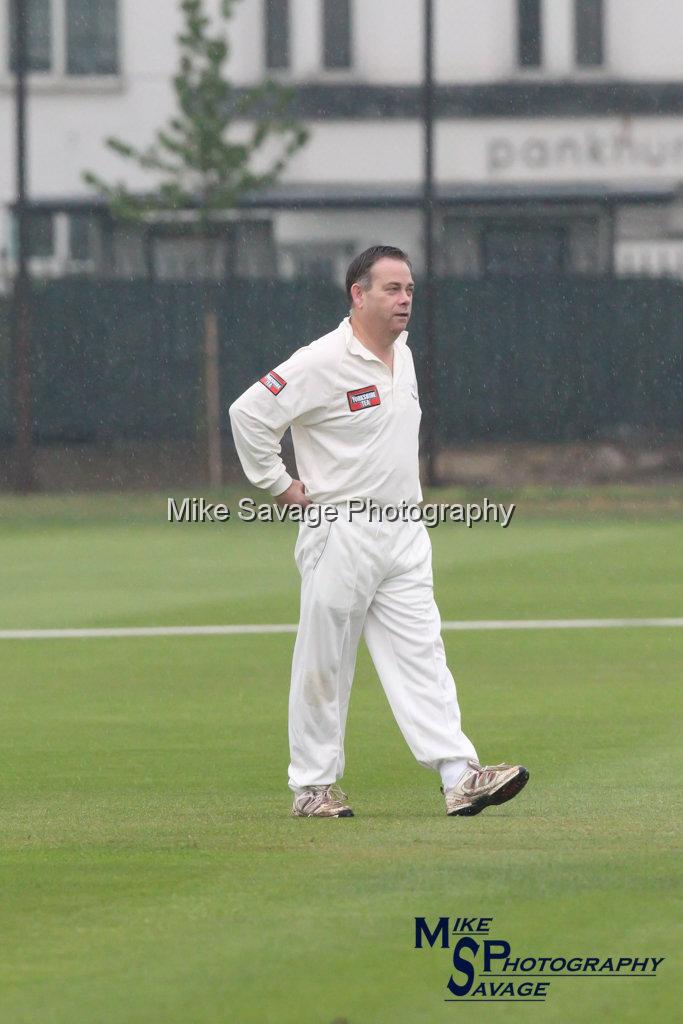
[229, 245, 528, 818]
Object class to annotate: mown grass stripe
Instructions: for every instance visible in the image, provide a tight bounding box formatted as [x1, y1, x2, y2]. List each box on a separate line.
[1, 618, 682, 640]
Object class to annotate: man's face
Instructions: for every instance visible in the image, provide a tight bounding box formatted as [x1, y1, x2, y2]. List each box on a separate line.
[357, 258, 415, 333]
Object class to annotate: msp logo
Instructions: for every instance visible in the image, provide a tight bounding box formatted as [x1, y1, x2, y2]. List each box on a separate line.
[415, 916, 665, 1004]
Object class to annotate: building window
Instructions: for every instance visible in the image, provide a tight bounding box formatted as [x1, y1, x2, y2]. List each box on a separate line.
[280, 241, 355, 285]
[8, 0, 119, 76]
[323, 0, 352, 70]
[233, 221, 276, 278]
[66, 0, 119, 75]
[10, 210, 55, 258]
[9, 0, 52, 72]
[68, 212, 96, 261]
[151, 233, 227, 281]
[149, 221, 275, 281]
[517, 0, 542, 68]
[575, 0, 604, 67]
[265, 0, 289, 70]
[25, 210, 56, 258]
[483, 225, 568, 276]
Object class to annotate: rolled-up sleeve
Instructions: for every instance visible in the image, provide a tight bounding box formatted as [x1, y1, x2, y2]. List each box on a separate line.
[228, 345, 327, 496]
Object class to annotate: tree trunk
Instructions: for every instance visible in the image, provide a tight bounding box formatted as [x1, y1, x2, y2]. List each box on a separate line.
[203, 306, 223, 488]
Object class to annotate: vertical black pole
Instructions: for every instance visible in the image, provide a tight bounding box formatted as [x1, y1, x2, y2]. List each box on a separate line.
[423, 0, 438, 486]
[13, 0, 34, 492]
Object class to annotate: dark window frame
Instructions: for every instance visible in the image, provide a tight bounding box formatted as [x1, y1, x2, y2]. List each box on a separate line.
[517, 0, 542, 69]
[575, 0, 604, 68]
[67, 211, 98, 262]
[323, 0, 352, 70]
[9, 0, 52, 73]
[27, 210, 56, 258]
[264, 0, 290, 70]
[10, 209, 56, 259]
[9, 0, 120, 77]
[66, 0, 119, 76]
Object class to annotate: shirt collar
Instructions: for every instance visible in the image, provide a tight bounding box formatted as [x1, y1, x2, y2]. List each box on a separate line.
[342, 316, 409, 362]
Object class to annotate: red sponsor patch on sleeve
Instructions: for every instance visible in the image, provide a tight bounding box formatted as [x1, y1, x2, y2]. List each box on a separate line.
[259, 370, 287, 396]
[347, 384, 381, 411]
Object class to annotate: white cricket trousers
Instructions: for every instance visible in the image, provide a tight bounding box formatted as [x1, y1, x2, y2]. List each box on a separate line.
[288, 509, 478, 790]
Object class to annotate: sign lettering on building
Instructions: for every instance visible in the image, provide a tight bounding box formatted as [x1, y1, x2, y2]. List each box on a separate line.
[439, 119, 683, 181]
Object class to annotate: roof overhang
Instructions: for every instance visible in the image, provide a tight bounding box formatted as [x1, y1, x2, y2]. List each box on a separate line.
[19, 179, 678, 214]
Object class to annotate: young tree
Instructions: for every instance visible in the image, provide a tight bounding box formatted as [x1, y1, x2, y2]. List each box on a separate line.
[84, 0, 309, 484]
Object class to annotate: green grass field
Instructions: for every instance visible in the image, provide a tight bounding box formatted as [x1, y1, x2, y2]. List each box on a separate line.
[1, 488, 681, 1023]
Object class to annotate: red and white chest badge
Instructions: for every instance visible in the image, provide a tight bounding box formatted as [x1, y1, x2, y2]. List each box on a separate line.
[260, 370, 287, 396]
[347, 384, 381, 412]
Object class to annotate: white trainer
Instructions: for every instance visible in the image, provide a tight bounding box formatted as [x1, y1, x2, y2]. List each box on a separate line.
[291, 784, 354, 818]
[443, 761, 529, 816]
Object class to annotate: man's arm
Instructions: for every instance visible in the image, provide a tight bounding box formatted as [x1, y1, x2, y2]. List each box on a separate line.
[228, 346, 324, 505]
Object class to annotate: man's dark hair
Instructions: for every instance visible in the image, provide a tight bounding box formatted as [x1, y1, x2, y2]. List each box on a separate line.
[345, 245, 412, 302]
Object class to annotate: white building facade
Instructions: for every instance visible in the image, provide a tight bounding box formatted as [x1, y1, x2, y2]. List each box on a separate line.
[2, 0, 683, 287]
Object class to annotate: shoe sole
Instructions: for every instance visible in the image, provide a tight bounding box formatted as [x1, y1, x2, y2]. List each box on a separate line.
[291, 808, 354, 818]
[448, 766, 529, 817]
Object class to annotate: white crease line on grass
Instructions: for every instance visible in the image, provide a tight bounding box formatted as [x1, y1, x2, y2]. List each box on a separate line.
[1, 618, 682, 640]
[442, 618, 683, 631]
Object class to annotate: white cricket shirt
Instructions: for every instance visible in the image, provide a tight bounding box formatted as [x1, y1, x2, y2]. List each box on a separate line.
[228, 316, 423, 505]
